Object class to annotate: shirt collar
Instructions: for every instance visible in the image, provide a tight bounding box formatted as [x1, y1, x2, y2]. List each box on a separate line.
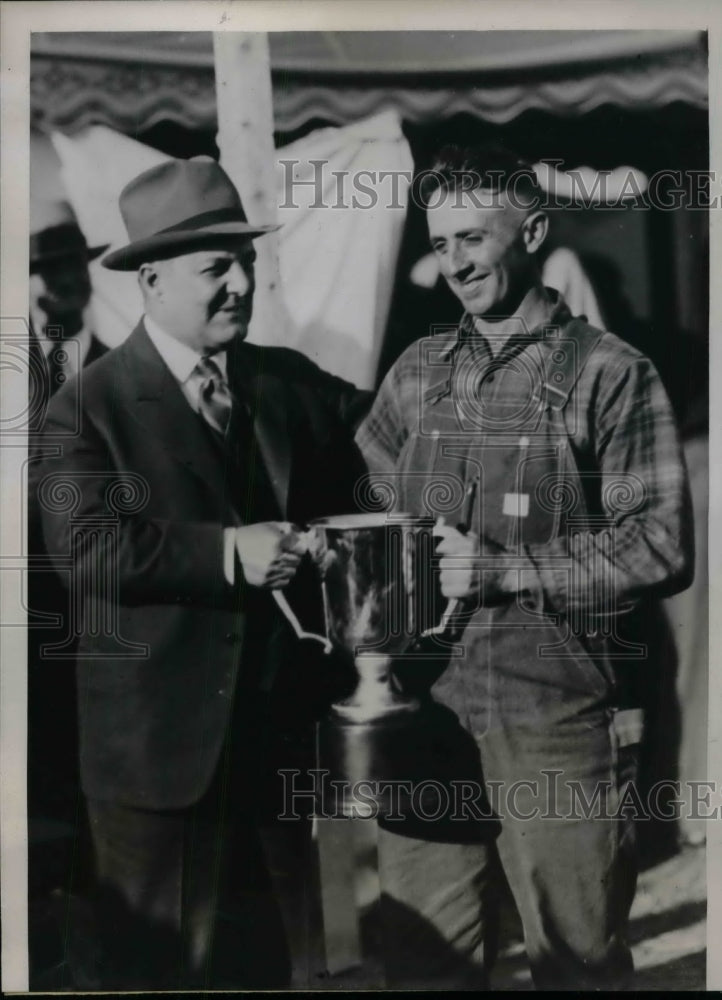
[144, 314, 227, 384]
[438, 288, 573, 362]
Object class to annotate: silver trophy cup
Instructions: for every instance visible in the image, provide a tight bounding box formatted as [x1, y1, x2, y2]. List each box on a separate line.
[273, 512, 456, 723]
[272, 512, 473, 817]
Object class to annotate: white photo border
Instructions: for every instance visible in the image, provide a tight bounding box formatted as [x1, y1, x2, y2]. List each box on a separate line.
[2, 0, 720, 991]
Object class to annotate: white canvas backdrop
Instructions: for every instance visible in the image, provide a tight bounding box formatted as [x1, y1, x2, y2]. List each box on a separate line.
[51, 110, 413, 389]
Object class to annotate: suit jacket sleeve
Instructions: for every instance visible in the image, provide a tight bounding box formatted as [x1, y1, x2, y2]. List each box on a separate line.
[38, 386, 231, 608]
[273, 347, 374, 432]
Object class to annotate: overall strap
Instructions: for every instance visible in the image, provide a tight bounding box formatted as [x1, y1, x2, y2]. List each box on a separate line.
[539, 319, 605, 413]
[535, 319, 606, 531]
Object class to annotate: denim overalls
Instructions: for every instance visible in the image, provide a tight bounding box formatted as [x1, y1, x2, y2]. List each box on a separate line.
[378, 315, 638, 988]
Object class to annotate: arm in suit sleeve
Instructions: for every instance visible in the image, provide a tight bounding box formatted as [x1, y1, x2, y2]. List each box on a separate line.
[273, 347, 375, 432]
[38, 388, 231, 608]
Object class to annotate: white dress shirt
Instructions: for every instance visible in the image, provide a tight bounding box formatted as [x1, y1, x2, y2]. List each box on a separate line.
[144, 314, 229, 413]
[143, 314, 237, 584]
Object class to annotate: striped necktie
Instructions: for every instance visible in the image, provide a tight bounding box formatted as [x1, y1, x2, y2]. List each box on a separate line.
[195, 355, 233, 436]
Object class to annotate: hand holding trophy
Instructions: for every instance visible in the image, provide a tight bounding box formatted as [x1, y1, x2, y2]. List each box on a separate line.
[233, 521, 304, 589]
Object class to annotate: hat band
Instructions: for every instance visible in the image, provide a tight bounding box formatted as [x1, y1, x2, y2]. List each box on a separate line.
[30, 223, 89, 261]
[154, 206, 250, 236]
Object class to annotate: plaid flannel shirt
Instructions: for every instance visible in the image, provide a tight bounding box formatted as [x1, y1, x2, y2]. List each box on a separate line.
[356, 295, 694, 617]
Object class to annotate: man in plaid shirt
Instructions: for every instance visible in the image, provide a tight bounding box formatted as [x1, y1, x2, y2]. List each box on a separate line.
[356, 144, 694, 989]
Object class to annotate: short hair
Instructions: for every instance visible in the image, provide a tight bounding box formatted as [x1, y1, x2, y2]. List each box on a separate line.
[417, 143, 542, 210]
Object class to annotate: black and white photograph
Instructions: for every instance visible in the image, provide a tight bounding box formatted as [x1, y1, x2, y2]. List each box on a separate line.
[1, 2, 719, 992]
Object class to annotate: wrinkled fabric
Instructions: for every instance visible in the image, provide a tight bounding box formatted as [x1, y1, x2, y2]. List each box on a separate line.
[52, 111, 412, 389]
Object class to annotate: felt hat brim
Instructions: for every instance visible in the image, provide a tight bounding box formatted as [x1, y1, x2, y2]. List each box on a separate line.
[89, 244, 110, 262]
[101, 220, 280, 271]
[29, 219, 110, 269]
[31, 243, 110, 266]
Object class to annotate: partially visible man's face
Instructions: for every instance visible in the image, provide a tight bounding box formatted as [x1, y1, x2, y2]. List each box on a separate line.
[29, 253, 92, 335]
[148, 242, 256, 353]
[427, 188, 535, 318]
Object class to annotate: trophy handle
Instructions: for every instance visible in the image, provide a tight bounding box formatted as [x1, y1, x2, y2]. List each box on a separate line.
[420, 598, 461, 638]
[272, 590, 332, 653]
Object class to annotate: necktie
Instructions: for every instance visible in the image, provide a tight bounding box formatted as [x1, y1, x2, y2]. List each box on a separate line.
[194, 356, 277, 522]
[195, 355, 233, 436]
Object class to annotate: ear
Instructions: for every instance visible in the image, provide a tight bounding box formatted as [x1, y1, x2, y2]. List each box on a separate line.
[138, 261, 162, 300]
[521, 210, 548, 255]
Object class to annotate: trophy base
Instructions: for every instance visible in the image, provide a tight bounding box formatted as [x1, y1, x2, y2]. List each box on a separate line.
[316, 698, 487, 822]
[330, 695, 419, 724]
[329, 653, 419, 724]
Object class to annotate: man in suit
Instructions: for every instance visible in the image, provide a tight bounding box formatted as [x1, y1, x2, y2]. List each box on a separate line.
[37, 157, 368, 989]
[26, 198, 110, 984]
[28, 198, 109, 419]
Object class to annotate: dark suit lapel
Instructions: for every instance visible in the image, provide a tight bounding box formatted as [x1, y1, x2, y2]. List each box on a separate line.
[120, 322, 234, 506]
[84, 334, 109, 367]
[231, 343, 291, 518]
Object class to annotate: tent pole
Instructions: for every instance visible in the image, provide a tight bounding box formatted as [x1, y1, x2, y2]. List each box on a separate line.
[212, 31, 367, 987]
[213, 32, 285, 344]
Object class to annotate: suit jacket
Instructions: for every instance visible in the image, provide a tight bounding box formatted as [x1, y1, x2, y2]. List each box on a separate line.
[38, 321, 367, 810]
[28, 330, 109, 640]
[27, 331, 110, 841]
[28, 330, 107, 438]
[80, 332, 109, 368]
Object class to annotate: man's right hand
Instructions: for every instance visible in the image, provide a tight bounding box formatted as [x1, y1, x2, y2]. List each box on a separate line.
[435, 524, 511, 604]
[234, 522, 304, 589]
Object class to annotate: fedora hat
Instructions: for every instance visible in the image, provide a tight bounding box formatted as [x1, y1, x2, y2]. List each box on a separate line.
[102, 157, 280, 271]
[30, 199, 109, 271]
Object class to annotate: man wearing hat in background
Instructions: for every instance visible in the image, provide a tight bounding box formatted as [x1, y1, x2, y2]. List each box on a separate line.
[26, 196, 111, 984]
[28, 198, 109, 417]
[35, 156, 368, 989]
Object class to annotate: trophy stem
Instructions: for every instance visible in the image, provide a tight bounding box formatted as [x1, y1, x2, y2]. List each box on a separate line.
[331, 653, 419, 723]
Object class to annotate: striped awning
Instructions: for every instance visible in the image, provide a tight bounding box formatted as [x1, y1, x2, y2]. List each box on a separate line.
[31, 30, 707, 135]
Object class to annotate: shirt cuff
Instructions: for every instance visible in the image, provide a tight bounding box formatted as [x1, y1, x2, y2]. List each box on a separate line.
[223, 527, 236, 586]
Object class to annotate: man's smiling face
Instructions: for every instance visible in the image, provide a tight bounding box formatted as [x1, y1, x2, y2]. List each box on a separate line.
[145, 241, 257, 353]
[427, 188, 535, 318]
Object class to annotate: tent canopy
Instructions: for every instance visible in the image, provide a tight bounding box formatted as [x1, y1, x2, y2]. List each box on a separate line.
[31, 30, 707, 134]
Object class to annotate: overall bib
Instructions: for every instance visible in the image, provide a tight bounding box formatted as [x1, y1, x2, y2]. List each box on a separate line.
[378, 317, 638, 988]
